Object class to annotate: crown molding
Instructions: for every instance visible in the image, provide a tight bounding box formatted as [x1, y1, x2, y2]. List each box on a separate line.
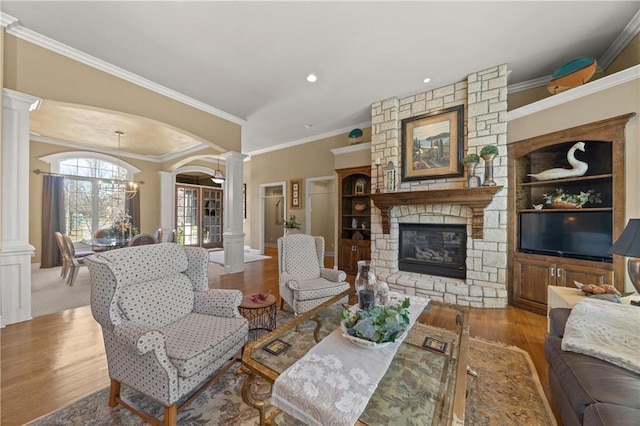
[330, 142, 372, 156]
[507, 75, 551, 93]
[599, 9, 640, 70]
[246, 120, 371, 157]
[29, 132, 211, 163]
[5, 22, 246, 126]
[0, 12, 18, 29]
[507, 65, 639, 121]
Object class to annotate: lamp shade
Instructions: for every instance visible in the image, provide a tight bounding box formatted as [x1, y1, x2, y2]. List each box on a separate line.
[609, 219, 640, 257]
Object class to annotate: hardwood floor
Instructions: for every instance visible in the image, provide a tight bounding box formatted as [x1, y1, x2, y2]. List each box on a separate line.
[1, 247, 552, 425]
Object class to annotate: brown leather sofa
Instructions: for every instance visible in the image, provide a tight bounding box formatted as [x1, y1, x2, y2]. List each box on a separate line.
[545, 308, 640, 425]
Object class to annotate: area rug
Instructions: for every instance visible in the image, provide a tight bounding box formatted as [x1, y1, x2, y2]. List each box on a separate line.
[209, 250, 271, 265]
[31, 262, 228, 318]
[31, 266, 93, 317]
[27, 330, 555, 425]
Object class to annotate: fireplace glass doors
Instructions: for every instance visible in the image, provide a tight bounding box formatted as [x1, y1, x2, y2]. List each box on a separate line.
[398, 223, 466, 279]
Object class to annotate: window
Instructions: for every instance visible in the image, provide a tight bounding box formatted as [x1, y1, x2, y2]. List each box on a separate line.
[60, 158, 132, 241]
[40, 152, 141, 243]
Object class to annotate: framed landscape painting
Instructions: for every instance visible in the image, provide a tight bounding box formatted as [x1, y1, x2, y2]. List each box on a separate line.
[401, 105, 464, 181]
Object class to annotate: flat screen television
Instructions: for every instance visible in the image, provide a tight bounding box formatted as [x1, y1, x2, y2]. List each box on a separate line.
[518, 211, 613, 262]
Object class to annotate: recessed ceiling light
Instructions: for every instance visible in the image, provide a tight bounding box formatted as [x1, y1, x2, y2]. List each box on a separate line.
[304, 124, 313, 129]
[423, 77, 431, 84]
[306, 73, 318, 83]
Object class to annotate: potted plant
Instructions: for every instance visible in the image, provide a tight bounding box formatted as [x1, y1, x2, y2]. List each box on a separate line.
[283, 214, 301, 235]
[463, 153, 480, 164]
[542, 189, 602, 209]
[480, 145, 499, 157]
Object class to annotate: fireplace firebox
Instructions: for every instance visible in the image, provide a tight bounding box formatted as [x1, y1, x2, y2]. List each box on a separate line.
[398, 223, 466, 279]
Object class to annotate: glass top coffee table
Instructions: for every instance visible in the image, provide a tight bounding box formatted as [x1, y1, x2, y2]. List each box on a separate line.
[240, 290, 470, 426]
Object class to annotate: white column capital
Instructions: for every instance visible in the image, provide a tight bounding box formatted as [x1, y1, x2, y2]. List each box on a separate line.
[3, 88, 42, 111]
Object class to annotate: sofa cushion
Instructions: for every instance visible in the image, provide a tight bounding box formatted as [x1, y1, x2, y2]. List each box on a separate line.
[162, 313, 248, 378]
[291, 278, 351, 301]
[119, 274, 194, 327]
[545, 334, 640, 417]
[583, 403, 640, 426]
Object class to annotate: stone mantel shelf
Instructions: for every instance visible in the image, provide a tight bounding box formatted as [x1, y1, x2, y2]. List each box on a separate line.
[370, 186, 503, 239]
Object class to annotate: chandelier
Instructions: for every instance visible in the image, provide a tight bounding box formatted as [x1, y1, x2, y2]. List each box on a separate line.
[115, 131, 138, 199]
[211, 155, 226, 184]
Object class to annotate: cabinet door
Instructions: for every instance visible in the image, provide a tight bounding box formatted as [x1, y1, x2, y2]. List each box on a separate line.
[513, 257, 551, 314]
[340, 240, 356, 274]
[558, 264, 614, 288]
[339, 240, 371, 274]
[356, 241, 371, 265]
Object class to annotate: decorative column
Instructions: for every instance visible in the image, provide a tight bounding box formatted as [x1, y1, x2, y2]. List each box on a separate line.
[2, 89, 42, 327]
[158, 171, 174, 241]
[222, 151, 247, 273]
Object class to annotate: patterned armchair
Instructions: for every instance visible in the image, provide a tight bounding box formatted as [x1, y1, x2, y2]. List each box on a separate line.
[277, 234, 350, 315]
[84, 243, 248, 425]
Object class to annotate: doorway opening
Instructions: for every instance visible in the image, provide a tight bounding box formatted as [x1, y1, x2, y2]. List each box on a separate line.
[259, 182, 286, 253]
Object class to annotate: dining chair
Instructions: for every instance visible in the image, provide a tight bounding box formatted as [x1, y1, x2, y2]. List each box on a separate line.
[153, 228, 163, 242]
[92, 228, 112, 252]
[54, 231, 69, 278]
[128, 233, 159, 246]
[62, 234, 96, 286]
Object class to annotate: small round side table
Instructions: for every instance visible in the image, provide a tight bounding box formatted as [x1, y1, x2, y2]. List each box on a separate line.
[239, 294, 277, 341]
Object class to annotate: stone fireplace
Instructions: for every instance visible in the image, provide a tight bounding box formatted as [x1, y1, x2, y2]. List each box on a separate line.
[398, 223, 466, 279]
[369, 64, 509, 308]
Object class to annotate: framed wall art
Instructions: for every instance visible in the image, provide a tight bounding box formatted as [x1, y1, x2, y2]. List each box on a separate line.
[401, 105, 464, 181]
[289, 179, 302, 209]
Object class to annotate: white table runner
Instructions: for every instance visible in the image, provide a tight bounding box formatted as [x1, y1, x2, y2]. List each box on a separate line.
[271, 294, 430, 426]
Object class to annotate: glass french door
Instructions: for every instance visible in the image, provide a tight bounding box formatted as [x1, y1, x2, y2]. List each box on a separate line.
[175, 184, 223, 248]
[202, 188, 223, 248]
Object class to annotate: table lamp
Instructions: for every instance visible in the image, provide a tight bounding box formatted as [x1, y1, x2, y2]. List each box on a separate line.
[609, 219, 640, 306]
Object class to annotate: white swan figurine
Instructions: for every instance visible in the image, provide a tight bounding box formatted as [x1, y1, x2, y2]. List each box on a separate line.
[527, 141, 588, 181]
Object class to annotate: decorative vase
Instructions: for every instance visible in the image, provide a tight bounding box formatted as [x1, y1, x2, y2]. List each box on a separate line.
[355, 260, 377, 310]
[465, 162, 481, 188]
[284, 228, 299, 236]
[481, 153, 497, 187]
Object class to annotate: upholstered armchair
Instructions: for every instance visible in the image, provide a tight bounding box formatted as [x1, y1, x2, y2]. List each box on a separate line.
[277, 234, 350, 315]
[84, 243, 248, 425]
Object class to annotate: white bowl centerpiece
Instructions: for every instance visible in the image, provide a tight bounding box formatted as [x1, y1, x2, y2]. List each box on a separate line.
[340, 298, 411, 349]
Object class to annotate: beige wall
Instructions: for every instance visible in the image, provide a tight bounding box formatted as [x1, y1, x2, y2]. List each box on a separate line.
[30, 141, 162, 262]
[248, 127, 371, 250]
[508, 34, 640, 111]
[3, 35, 241, 152]
[508, 78, 639, 291]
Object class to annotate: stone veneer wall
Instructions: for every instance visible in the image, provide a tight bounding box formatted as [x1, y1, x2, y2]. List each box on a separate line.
[370, 65, 509, 308]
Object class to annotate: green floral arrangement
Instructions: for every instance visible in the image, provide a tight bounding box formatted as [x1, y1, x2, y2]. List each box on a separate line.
[542, 189, 602, 207]
[283, 214, 301, 229]
[341, 298, 410, 343]
[463, 153, 480, 164]
[480, 144, 499, 156]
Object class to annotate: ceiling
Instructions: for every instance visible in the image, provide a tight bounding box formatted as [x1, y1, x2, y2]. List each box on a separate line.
[2, 1, 639, 158]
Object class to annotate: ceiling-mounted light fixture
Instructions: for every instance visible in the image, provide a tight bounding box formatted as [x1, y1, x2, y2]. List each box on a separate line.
[115, 131, 138, 199]
[306, 73, 318, 83]
[211, 155, 226, 184]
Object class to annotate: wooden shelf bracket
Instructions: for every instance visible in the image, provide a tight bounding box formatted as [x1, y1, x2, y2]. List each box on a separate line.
[370, 186, 503, 239]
